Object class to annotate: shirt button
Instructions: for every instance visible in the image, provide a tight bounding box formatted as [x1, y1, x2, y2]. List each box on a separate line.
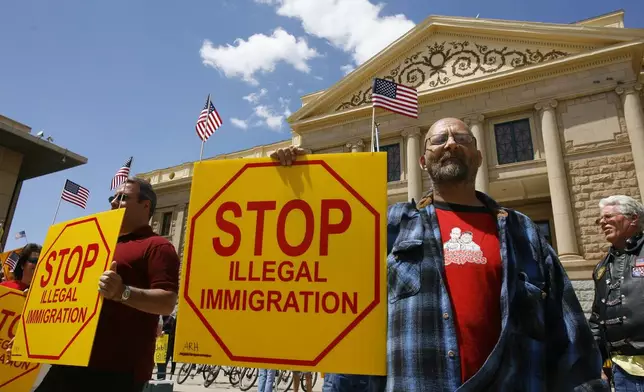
[601, 299, 606, 303]
[443, 313, 449, 320]
[448, 350, 456, 358]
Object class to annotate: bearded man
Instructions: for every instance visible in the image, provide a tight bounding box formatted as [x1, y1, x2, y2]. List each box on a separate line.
[271, 118, 607, 392]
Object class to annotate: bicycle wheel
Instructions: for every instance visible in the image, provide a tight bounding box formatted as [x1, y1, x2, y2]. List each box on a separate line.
[275, 370, 293, 391]
[203, 365, 221, 388]
[176, 363, 193, 385]
[238, 367, 259, 391]
[228, 366, 242, 386]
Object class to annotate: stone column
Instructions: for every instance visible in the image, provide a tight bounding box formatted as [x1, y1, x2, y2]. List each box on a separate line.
[173, 204, 187, 250]
[464, 115, 489, 194]
[535, 100, 583, 262]
[345, 139, 365, 153]
[402, 128, 422, 203]
[616, 83, 644, 200]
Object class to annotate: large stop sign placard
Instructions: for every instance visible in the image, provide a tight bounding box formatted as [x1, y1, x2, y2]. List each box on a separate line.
[12, 209, 124, 367]
[174, 153, 387, 375]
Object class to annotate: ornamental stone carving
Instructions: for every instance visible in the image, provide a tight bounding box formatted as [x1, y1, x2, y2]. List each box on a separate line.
[336, 40, 568, 111]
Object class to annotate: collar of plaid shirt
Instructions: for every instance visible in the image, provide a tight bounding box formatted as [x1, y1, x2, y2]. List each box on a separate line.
[355, 191, 608, 392]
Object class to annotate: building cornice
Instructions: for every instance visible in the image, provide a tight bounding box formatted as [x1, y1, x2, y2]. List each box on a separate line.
[290, 40, 643, 133]
[289, 14, 644, 124]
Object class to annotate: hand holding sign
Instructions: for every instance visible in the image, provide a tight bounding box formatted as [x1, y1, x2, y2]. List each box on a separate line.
[4, 337, 13, 364]
[269, 146, 308, 167]
[98, 261, 125, 301]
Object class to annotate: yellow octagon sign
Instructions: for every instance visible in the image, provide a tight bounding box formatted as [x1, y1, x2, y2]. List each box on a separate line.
[0, 286, 40, 391]
[175, 154, 388, 375]
[12, 209, 124, 366]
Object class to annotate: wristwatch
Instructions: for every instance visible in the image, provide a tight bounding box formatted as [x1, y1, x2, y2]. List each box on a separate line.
[120, 285, 132, 302]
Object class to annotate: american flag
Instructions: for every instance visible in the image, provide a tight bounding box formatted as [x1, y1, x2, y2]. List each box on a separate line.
[61, 179, 90, 209]
[4, 252, 19, 272]
[371, 78, 418, 118]
[15, 231, 26, 240]
[111, 157, 132, 190]
[195, 94, 223, 142]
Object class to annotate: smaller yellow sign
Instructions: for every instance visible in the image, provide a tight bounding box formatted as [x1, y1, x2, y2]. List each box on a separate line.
[1, 248, 22, 282]
[155, 334, 169, 364]
[12, 209, 125, 366]
[0, 285, 40, 392]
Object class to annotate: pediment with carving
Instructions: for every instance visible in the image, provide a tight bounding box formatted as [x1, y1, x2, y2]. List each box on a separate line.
[332, 35, 580, 112]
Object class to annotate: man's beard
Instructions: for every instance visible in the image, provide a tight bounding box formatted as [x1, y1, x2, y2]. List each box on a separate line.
[427, 151, 474, 184]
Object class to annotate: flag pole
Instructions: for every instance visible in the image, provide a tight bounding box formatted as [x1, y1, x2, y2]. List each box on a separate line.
[117, 156, 133, 208]
[51, 183, 64, 225]
[371, 105, 376, 153]
[375, 122, 381, 152]
[199, 94, 211, 162]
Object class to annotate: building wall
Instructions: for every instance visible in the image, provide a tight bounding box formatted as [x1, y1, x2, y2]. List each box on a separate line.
[139, 50, 644, 317]
[0, 146, 23, 230]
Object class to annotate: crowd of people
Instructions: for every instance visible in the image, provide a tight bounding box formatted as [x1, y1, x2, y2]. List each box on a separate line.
[1, 117, 643, 392]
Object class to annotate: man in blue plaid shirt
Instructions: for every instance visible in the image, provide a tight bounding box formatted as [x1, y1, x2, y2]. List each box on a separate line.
[272, 118, 607, 392]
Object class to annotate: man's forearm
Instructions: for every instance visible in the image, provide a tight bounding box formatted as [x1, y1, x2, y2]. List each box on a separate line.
[118, 287, 177, 315]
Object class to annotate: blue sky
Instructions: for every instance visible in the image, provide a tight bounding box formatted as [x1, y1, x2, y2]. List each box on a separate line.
[1, 0, 643, 250]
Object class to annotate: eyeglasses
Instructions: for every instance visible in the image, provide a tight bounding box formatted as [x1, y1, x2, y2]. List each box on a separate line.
[595, 213, 632, 226]
[108, 194, 131, 203]
[108, 193, 150, 204]
[427, 132, 475, 147]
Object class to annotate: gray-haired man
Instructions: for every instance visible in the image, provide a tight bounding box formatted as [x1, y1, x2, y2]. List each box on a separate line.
[589, 195, 644, 390]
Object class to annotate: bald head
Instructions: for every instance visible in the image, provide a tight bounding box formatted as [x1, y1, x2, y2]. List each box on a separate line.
[426, 118, 473, 146]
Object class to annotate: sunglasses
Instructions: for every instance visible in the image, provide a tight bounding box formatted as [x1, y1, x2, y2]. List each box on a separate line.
[108, 194, 131, 203]
[108, 193, 150, 204]
[26, 257, 39, 264]
[427, 132, 476, 147]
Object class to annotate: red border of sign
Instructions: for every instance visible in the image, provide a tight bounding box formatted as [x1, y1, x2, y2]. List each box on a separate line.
[0, 290, 40, 388]
[182, 160, 381, 366]
[20, 217, 112, 360]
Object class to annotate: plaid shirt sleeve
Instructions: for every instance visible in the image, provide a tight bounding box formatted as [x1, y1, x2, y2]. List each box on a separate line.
[517, 212, 609, 392]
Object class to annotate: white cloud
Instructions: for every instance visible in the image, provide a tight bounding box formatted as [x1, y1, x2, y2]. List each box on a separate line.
[340, 64, 355, 74]
[243, 88, 268, 103]
[200, 28, 320, 85]
[314, 75, 323, 80]
[254, 0, 276, 3]
[244, 97, 292, 131]
[230, 118, 249, 129]
[287, 82, 294, 87]
[254, 105, 284, 131]
[259, 0, 414, 66]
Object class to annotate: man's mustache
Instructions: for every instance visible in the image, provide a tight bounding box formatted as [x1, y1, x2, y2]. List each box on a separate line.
[438, 151, 464, 164]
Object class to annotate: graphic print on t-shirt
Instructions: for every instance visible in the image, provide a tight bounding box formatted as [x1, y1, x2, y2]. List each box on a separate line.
[443, 227, 487, 266]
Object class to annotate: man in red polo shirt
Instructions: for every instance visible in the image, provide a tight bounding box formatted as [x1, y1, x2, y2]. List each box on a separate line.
[35, 177, 180, 392]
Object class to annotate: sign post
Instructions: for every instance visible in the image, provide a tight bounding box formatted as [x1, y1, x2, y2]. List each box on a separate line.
[0, 286, 40, 392]
[174, 153, 388, 375]
[11, 209, 125, 366]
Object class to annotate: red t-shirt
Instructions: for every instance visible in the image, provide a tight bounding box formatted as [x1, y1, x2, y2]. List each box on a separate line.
[89, 225, 180, 381]
[0, 280, 28, 291]
[435, 202, 502, 383]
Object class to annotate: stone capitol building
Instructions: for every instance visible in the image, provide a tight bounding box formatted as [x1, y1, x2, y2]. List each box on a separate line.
[138, 10, 644, 313]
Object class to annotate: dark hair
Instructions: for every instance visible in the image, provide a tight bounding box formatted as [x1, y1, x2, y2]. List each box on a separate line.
[14, 243, 42, 280]
[127, 177, 157, 218]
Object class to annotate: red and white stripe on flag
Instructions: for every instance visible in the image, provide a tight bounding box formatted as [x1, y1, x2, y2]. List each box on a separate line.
[61, 179, 90, 209]
[371, 78, 418, 118]
[196, 95, 223, 142]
